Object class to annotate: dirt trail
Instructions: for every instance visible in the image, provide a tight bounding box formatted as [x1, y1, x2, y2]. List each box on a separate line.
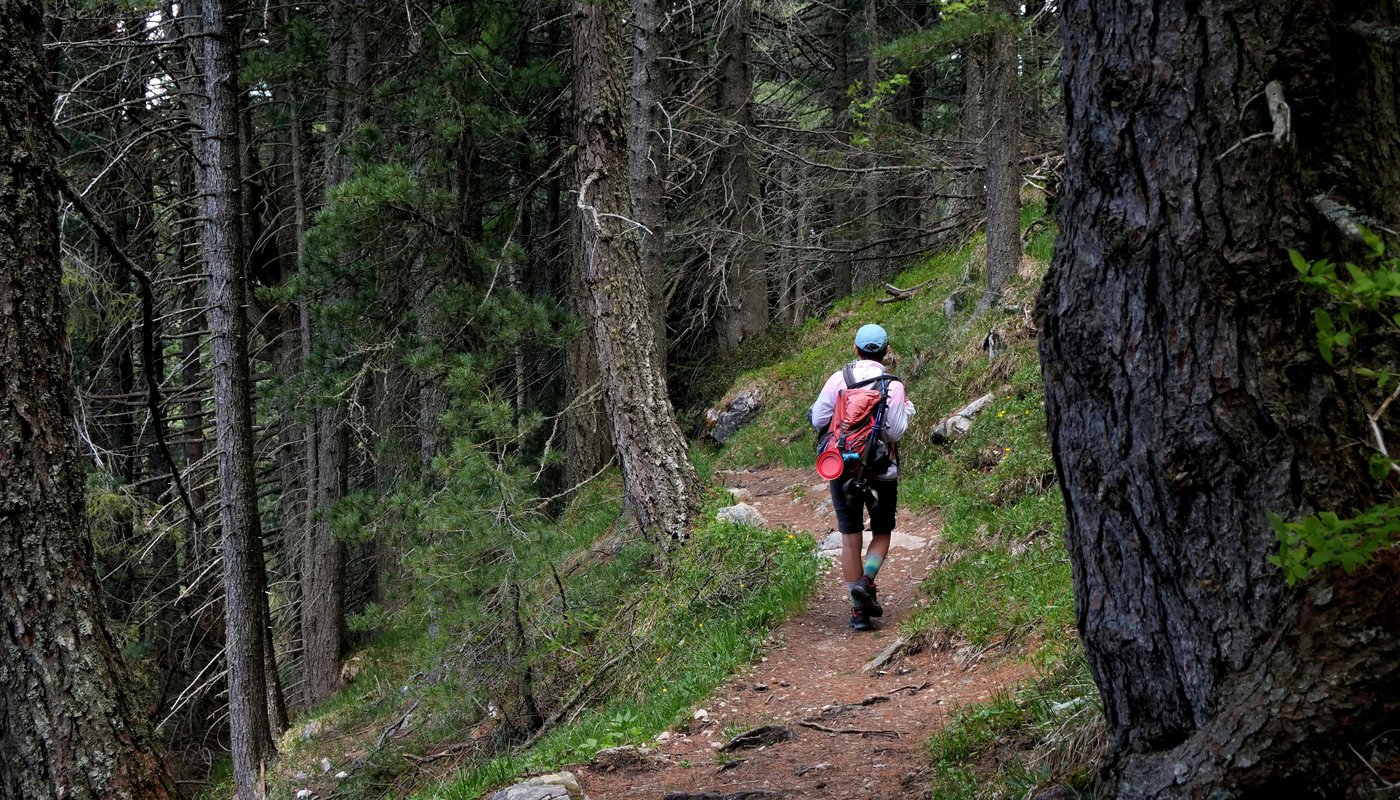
[576, 467, 1032, 800]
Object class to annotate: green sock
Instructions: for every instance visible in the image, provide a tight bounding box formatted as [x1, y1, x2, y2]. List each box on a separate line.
[863, 554, 883, 581]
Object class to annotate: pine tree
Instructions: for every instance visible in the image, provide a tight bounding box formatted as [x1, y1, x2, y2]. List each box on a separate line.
[0, 3, 174, 796]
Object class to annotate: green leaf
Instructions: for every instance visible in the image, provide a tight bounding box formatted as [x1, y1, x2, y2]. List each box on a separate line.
[1370, 453, 1394, 480]
[1290, 250, 1310, 275]
[1362, 226, 1385, 256]
[1314, 309, 1335, 335]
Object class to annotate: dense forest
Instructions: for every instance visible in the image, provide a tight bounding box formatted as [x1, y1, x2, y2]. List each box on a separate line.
[3, 0, 1400, 798]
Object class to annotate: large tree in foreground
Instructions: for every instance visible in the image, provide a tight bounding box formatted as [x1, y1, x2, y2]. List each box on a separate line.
[1039, 1, 1400, 796]
[0, 2, 174, 797]
[573, 0, 700, 542]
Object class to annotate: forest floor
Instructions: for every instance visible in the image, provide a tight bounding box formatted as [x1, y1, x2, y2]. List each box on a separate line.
[575, 466, 1035, 800]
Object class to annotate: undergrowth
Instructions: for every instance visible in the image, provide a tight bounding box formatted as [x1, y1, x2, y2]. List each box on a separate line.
[247, 470, 818, 800]
[927, 645, 1102, 799]
[425, 512, 818, 798]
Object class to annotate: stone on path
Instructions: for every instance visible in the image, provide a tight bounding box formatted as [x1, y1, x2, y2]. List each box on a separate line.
[716, 503, 767, 528]
[817, 529, 927, 559]
[489, 771, 589, 800]
[863, 636, 915, 674]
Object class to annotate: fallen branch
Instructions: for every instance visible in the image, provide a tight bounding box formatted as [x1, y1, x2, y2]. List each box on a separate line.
[815, 694, 891, 720]
[1020, 217, 1052, 245]
[376, 700, 420, 748]
[797, 720, 900, 738]
[402, 743, 470, 766]
[878, 278, 936, 305]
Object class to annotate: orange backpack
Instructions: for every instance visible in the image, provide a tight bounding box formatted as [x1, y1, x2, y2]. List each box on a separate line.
[815, 365, 895, 482]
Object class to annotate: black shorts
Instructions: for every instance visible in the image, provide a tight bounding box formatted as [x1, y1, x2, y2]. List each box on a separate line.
[830, 479, 897, 536]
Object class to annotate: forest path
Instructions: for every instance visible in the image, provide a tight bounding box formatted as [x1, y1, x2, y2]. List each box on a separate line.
[575, 466, 1033, 800]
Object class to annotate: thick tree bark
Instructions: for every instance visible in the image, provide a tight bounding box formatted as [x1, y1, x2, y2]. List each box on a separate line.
[0, 5, 175, 797]
[1039, 1, 1400, 795]
[979, 0, 1020, 313]
[714, 0, 769, 348]
[629, 0, 670, 357]
[191, 0, 278, 792]
[574, 0, 700, 542]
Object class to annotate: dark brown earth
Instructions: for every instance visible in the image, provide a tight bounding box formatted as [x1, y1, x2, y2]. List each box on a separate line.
[575, 467, 1033, 800]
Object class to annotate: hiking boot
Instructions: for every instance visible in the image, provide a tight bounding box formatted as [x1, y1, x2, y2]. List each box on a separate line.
[851, 577, 883, 618]
[850, 606, 873, 631]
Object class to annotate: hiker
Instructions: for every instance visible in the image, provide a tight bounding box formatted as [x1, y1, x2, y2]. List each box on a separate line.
[810, 323, 916, 630]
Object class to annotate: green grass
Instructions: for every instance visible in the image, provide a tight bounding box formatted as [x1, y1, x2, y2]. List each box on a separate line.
[927, 646, 1102, 799]
[253, 470, 819, 800]
[420, 511, 820, 798]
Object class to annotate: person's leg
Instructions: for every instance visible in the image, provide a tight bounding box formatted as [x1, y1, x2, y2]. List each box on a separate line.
[858, 481, 898, 617]
[865, 480, 898, 563]
[830, 481, 866, 584]
[832, 481, 872, 629]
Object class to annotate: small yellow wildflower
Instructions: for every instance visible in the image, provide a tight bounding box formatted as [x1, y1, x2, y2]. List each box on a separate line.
[997, 410, 1006, 417]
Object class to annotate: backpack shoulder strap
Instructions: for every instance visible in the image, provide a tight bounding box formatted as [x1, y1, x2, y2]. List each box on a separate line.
[844, 364, 898, 391]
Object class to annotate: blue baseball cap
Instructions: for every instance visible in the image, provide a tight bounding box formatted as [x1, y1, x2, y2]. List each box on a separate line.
[855, 324, 888, 354]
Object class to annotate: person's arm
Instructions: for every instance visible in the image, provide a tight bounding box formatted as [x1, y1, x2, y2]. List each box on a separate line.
[809, 372, 841, 430]
[883, 380, 916, 442]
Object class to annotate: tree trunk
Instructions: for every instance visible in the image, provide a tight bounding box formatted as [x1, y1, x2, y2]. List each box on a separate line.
[0, 4, 175, 796]
[952, 33, 988, 225]
[979, 0, 1020, 313]
[191, 0, 279, 791]
[304, 405, 348, 705]
[1039, 1, 1400, 795]
[827, 0, 853, 301]
[856, 0, 883, 290]
[629, 0, 670, 357]
[574, 0, 700, 542]
[714, 0, 770, 348]
[301, 0, 365, 707]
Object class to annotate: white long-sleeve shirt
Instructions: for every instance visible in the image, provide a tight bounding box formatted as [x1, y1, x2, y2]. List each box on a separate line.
[809, 360, 915, 442]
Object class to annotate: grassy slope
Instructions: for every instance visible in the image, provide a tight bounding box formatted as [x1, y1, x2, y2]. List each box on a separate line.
[235, 471, 821, 800]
